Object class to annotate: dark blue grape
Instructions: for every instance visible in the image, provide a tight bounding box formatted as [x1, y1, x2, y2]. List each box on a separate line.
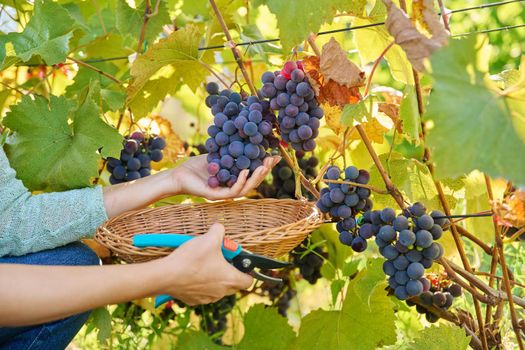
[341, 218, 356, 230]
[358, 223, 374, 239]
[339, 231, 353, 246]
[351, 236, 367, 252]
[394, 286, 408, 300]
[150, 137, 166, 150]
[223, 120, 237, 135]
[393, 216, 409, 231]
[406, 280, 423, 296]
[296, 82, 312, 97]
[214, 113, 228, 127]
[244, 143, 260, 160]
[393, 255, 409, 270]
[378, 225, 396, 243]
[150, 149, 163, 162]
[220, 155, 234, 169]
[399, 229, 416, 247]
[383, 261, 396, 276]
[407, 262, 424, 279]
[127, 157, 141, 171]
[248, 110, 263, 123]
[217, 169, 231, 183]
[236, 155, 251, 169]
[417, 215, 434, 230]
[113, 166, 126, 180]
[380, 208, 396, 223]
[243, 122, 258, 136]
[415, 230, 433, 248]
[344, 166, 359, 180]
[326, 166, 340, 180]
[206, 82, 219, 95]
[395, 270, 410, 285]
[382, 245, 399, 260]
[126, 171, 141, 181]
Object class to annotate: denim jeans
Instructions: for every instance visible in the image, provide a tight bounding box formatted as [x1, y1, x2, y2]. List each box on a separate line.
[0, 242, 100, 350]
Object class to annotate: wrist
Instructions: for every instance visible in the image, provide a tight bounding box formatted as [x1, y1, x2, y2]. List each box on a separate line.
[149, 256, 183, 295]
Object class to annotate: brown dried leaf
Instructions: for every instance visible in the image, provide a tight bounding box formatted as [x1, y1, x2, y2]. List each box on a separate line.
[382, 0, 449, 72]
[320, 37, 366, 88]
[493, 190, 525, 228]
[378, 102, 402, 133]
[303, 55, 362, 107]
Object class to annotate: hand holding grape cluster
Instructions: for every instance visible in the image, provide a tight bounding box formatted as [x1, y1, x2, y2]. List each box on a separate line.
[205, 61, 323, 188]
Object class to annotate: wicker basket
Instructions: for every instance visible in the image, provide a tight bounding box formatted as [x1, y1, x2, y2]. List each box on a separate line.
[95, 199, 323, 263]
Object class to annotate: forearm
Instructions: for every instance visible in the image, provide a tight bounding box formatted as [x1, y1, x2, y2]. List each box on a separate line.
[0, 260, 169, 326]
[103, 169, 181, 218]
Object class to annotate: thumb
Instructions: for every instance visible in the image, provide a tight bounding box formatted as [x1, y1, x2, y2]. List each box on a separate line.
[203, 223, 226, 251]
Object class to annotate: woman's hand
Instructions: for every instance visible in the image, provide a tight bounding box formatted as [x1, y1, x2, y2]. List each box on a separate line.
[171, 154, 280, 200]
[156, 223, 253, 305]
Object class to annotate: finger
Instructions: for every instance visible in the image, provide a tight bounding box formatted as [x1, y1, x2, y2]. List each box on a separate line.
[229, 272, 254, 290]
[240, 166, 268, 196]
[204, 223, 226, 251]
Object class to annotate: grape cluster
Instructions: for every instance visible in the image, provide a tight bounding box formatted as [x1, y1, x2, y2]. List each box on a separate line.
[315, 165, 374, 252]
[257, 153, 318, 200]
[261, 271, 296, 317]
[205, 82, 278, 188]
[408, 273, 463, 323]
[194, 295, 236, 344]
[107, 131, 165, 184]
[291, 239, 326, 284]
[260, 61, 323, 152]
[373, 203, 450, 300]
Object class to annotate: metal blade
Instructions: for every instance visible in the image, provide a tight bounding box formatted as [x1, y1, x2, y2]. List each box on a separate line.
[250, 269, 283, 285]
[237, 251, 292, 270]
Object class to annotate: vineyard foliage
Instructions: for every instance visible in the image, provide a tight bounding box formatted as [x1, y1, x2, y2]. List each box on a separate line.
[0, 0, 525, 349]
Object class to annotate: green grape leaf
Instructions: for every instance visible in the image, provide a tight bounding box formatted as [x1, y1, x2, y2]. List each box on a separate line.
[90, 307, 112, 343]
[4, 93, 122, 191]
[353, 16, 413, 84]
[425, 36, 525, 186]
[407, 325, 470, 350]
[368, 153, 456, 210]
[128, 76, 182, 118]
[175, 331, 227, 350]
[116, 0, 171, 47]
[6, 0, 77, 64]
[85, 33, 133, 59]
[128, 24, 207, 107]
[293, 259, 396, 350]
[340, 100, 368, 126]
[264, 0, 331, 53]
[66, 64, 126, 112]
[400, 84, 420, 143]
[265, 0, 366, 53]
[237, 304, 296, 350]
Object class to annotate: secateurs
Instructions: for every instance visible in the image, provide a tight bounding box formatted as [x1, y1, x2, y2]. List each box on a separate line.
[133, 233, 291, 307]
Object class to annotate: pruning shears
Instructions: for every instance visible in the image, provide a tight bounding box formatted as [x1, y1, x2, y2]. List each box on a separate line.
[133, 233, 291, 307]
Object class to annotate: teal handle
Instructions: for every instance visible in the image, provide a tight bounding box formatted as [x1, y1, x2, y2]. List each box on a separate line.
[133, 233, 243, 307]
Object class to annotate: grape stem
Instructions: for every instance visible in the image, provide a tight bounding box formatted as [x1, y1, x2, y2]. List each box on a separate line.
[67, 57, 122, 85]
[441, 258, 525, 309]
[473, 271, 525, 289]
[209, 0, 258, 97]
[321, 179, 388, 194]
